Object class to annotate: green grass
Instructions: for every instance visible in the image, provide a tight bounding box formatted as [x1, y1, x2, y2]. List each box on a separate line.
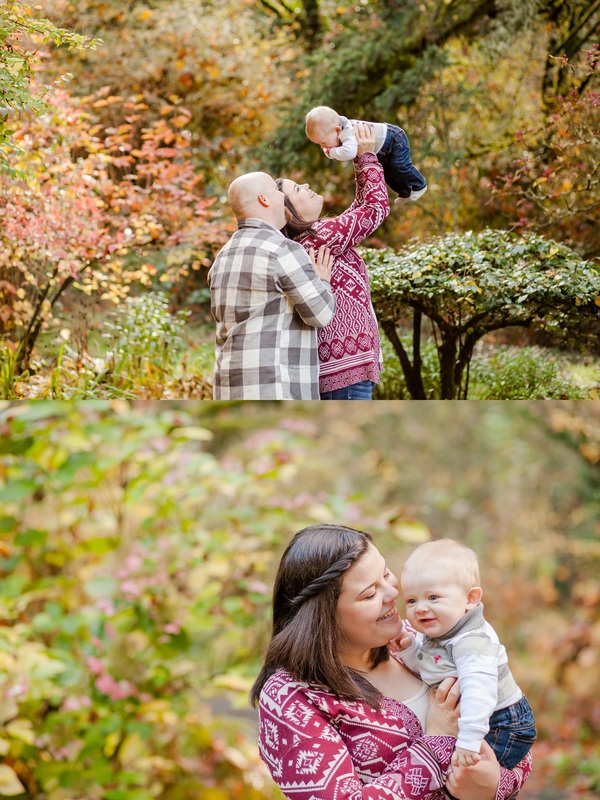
[564, 360, 600, 393]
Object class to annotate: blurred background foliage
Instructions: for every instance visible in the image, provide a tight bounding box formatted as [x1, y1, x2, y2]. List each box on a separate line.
[0, 400, 599, 799]
[1, 1, 598, 398]
[25, 0, 599, 253]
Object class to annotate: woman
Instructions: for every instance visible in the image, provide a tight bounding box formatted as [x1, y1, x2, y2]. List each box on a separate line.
[276, 123, 389, 400]
[250, 524, 532, 800]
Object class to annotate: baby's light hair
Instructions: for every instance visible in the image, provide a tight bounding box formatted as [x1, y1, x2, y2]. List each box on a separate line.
[305, 105, 340, 136]
[402, 538, 480, 591]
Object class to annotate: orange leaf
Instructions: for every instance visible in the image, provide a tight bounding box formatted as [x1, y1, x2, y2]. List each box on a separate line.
[171, 115, 190, 128]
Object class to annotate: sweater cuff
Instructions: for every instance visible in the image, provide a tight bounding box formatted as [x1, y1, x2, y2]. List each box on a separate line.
[419, 735, 456, 772]
[356, 152, 379, 164]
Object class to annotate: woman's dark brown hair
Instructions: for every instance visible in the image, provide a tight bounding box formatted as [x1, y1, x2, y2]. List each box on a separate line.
[250, 524, 389, 709]
[275, 178, 319, 241]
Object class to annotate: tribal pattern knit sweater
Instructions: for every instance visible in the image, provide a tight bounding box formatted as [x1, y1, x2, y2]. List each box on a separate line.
[257, 668, 532, 800]
[297, 152, 390, 394]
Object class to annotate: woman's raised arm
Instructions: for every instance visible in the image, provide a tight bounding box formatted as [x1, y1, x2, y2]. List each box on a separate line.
[313, 153, 389, 255]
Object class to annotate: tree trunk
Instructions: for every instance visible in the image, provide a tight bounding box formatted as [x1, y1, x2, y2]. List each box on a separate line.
[301, 0, 321, 45]
[380, 319, 427, 399]
[438, 335, 458, 399]
[17, 274, 76, 372]
[454, 330, 481, 398]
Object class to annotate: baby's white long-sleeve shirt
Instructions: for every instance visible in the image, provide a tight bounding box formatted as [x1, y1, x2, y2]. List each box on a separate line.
[400, 605, 522, 754]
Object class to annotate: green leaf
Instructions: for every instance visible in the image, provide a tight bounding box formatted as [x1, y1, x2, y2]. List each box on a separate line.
[84, 576, 118, 597]
[0, 480, 37, 502]
[54, 451, 97, 484]
[14, 529, 47, 547]
[80, 536, 120, 554]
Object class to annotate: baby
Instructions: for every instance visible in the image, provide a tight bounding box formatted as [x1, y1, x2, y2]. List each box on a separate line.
[305, 105, 427, 204]
[391, 538, 536, 769]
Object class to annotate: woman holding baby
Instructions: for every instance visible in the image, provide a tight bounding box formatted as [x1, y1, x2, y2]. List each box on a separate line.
[251, 524, 532, 800]
[276, 122, 389, 400]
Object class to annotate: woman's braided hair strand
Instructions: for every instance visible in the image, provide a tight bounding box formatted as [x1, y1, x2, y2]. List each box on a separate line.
[288, 547, 363, 608]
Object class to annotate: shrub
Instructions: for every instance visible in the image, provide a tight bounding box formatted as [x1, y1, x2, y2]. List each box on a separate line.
[365, 229, 599, 398]
[103, 292, 190, 382]
[469, 345, 588, 399]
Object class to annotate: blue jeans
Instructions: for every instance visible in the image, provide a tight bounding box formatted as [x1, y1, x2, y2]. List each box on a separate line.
[320, 380, 375, 400]
[377, 124, 427, 198]
[485, 695, 537, 769]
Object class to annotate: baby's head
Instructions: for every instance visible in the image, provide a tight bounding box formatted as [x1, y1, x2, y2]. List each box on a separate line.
[305, 106, 341, 150]
[400, 538, 482, 638]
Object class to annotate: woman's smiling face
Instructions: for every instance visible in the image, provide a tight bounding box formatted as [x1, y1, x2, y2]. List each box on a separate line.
[336, 544, 401, 660]
[279, 178, 324, 224]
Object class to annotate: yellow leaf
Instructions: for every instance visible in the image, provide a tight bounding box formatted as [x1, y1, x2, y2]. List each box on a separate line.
[391, 520, 431, 544]
[579, 444, 600, 463]
[104, 731, 120, 757]
[175, 427, 213, 441]
[6, 719, 34, 745]
[223, 746, 248, 770]
[213, 674, 253, 692]
[0, 765, 26, 796]
[138, 9, 152, 20]
[595, 296, 600, 307]
[119, 732, 147, 767]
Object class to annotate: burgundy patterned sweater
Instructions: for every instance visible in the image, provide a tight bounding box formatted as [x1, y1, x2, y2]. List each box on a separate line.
[297, 153, 390, 394]
[257, 668, 532, 800]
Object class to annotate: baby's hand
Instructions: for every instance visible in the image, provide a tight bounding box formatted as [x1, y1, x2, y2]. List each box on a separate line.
[322, 147, 331, 157]
[388, 630, 415, 652]
[452, 747, 481, 768]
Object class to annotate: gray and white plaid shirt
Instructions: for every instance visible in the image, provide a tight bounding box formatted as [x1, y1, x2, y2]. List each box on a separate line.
[208, 219, 336, 399]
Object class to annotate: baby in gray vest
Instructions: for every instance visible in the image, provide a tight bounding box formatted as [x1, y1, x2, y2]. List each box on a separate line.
[390, 538, 536, 770]
[305, 105, 427, 204]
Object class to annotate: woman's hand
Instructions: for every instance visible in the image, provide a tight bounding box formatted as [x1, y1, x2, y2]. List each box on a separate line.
[445, 741, 500, 800]
[355, 121, 377, 157]
[425, 677, 460, 737]
[308, 245, 333, 282]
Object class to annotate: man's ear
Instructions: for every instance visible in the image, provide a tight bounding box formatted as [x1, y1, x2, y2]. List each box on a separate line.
[257, 193, 269, 208]
[466, 587, 483, 609]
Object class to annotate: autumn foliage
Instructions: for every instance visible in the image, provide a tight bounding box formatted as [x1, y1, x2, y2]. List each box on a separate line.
[0, 401, 599, 798]
[0, 86, 227, 371]
[1, 0, 598, 395]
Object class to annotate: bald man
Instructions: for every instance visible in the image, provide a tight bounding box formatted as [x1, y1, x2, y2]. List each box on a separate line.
[208, 172, 335, 400]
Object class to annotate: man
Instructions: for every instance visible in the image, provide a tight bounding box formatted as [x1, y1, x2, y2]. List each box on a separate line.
[208, 171, 335, 399]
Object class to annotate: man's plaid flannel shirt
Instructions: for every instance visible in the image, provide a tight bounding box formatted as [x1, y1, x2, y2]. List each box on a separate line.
[208, 219, 335, 399]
